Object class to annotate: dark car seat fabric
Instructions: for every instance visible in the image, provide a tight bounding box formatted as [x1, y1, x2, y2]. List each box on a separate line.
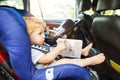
[92, 0, 120, 80]
[92, 16, 120, 80]
[0, 7, 90, 80]
[72, 0, 94, 48]
[91, 0, 101, 19]
[96, 0, 120, 11]
[78, 0, 91, 12]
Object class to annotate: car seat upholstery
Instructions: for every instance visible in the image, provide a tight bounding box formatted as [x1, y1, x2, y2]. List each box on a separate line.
[0, 7, 90, 80]
[72, 0, 94, 48]
[0, 42, 20, 80]
[0, 5, 33, 17]
[78, 0, 92, 29]
[77, 0, 91, 12]
[92, 0, 120, 80]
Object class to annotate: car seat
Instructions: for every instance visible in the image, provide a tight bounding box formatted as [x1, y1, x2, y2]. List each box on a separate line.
[69, 0, 94, 48]
[91, 0, 101, 19]
[92, 0, 120, 80]
[0, 7, 91, 80]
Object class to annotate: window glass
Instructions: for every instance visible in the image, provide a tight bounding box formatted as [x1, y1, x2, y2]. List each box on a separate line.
[115, 10, 120, 15]
[30, 0, 76, 19]
[0, 0, 24, 9]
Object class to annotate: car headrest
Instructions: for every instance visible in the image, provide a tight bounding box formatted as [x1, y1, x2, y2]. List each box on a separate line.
[78, 0, 91, 12]
[97, 0, 120, 11]
[92, 16, 120, 51]
[0, 7, 35, 79]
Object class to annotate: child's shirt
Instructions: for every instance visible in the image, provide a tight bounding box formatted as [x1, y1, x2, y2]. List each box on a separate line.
[31, 43, 56, 69]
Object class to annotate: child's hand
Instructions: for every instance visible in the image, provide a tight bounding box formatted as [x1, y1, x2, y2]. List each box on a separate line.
[56, 39, 67, 51]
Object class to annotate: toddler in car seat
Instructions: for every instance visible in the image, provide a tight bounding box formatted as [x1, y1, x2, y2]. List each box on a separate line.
[24, 17, 105, 69]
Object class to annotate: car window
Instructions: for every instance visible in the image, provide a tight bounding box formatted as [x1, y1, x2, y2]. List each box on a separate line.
[30, 0, 76, 19]
[0, 0, 24, 9]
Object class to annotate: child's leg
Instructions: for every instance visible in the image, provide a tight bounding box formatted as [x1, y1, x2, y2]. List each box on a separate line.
[81, 43, 93, 56]
[52, 53, 105, 67]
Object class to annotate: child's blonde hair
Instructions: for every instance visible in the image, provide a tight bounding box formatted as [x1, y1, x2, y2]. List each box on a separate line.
[24, 17, 46, 36]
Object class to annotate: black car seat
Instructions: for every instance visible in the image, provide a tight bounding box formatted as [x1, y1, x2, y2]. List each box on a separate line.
[68, 0, 94, 48]
[91, 0, 101, 19]
[92, 0, 120, 80]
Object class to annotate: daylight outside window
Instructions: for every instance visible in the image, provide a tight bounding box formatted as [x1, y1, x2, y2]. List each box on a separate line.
[30, 0, 76, 19]
[0, 0, 23, 9]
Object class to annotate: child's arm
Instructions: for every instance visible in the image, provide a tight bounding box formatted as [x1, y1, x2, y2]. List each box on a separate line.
[37, 39, 66, 64]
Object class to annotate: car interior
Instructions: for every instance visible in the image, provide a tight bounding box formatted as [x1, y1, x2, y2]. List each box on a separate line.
[0, 0, 120, 80]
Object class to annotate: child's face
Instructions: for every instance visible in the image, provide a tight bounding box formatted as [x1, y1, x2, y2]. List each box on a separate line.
[30, 27, 45, 45]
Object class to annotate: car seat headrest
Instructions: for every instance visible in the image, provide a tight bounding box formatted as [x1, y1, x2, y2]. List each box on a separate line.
[97, 0, 120, 11]
[93, 16, 120, 51]
[77, 0, 91, 12]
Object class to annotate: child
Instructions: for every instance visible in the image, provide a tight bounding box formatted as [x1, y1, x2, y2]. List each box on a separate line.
[24, 17, 105, 69]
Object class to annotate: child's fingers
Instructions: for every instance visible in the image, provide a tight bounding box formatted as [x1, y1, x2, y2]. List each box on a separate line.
[57, 39, 67, 45]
